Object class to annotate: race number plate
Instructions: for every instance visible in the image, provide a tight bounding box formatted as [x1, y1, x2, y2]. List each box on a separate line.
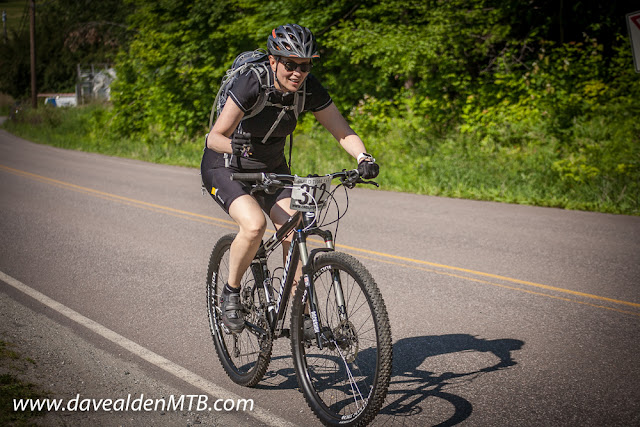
[290, 175, 332, 212]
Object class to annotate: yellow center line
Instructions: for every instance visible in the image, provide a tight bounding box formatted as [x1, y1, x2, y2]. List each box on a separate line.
[2, 164, 639, 313]
[0, 165, 237, 227]
[349, 252, 640, 317]
[329, 242, 640, 309]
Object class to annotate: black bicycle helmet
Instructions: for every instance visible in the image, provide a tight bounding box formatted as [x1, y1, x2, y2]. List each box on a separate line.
[267, 24, 320, 59]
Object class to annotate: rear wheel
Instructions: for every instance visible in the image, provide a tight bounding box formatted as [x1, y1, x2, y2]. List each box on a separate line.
[291, 252, 392, 426]
[206, 234, 272, 387]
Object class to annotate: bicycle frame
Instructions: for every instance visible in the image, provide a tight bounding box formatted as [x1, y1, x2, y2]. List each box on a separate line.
[246, 208, 346, 350]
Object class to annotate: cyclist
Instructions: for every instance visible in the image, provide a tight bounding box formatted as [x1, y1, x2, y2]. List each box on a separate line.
[201, 24, 379, 333]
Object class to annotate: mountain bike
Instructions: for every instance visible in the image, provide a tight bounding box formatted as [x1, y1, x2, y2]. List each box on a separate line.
[206, 169, 392, 426]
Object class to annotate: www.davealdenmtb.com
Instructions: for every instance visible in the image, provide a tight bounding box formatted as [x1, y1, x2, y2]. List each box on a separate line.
[206, 169, 393, 426]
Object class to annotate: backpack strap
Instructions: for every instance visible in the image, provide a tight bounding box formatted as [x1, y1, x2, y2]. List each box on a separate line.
[287, 80, 306, 169]
[256, 73, 307, 145]
[294, 80, 306, 119]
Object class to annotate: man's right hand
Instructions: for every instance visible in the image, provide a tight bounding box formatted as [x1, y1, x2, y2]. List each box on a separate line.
[231, 132, 253, 158]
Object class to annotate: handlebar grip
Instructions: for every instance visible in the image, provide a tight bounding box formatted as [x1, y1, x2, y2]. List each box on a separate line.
[230, 172, 265, 182]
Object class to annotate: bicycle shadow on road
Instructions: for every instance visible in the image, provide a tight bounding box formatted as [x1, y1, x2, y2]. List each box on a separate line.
[374, 334, 524, 426]
[252, 338, 299, 391]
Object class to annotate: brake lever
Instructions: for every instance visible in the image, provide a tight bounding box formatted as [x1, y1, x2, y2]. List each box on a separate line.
[250, 186, 267, 195]
[357, 179, 379, 188]
[255, 178, 282, 195]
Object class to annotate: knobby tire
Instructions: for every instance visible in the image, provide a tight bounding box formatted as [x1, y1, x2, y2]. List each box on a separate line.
[290, 252, 392, 426]
[206, 233, 272, 387]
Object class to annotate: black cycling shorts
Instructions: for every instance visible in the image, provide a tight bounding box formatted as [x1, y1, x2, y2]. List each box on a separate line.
[201, 161, 292, 215]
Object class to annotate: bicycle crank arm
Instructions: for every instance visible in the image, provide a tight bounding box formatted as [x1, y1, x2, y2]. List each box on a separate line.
[244, 320, 268, 340]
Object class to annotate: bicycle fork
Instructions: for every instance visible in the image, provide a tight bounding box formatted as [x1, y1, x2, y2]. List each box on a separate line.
[296, 217, 349, 350]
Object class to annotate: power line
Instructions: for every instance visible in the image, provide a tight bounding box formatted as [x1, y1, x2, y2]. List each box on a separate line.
[17, 0, 30, 38]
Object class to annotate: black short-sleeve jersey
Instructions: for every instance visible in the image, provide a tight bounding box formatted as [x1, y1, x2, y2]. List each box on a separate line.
[202, 69, 333, 171]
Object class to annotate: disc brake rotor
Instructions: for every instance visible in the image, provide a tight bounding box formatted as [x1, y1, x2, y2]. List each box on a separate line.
[334, 320, 358, 363]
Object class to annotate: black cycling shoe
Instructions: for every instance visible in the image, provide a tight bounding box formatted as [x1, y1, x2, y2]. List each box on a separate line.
[303, 314, 315, 341]
[221, 286, 244, 333]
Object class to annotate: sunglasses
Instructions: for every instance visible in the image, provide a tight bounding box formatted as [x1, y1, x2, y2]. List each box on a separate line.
[279, 59, 312, 73]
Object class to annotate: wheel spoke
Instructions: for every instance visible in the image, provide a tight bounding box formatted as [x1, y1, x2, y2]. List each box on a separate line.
[333, 339, 367, 409]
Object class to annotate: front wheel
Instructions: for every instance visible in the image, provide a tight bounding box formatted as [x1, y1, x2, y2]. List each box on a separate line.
[291, 252, 392, 426]
[206, 233, 272, 387]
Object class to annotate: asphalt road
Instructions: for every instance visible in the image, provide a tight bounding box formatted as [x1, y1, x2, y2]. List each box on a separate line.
[1, 129, 639, 426]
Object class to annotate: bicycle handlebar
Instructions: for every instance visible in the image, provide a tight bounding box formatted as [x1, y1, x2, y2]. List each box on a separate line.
[230, 169, 370, 186]
[230, 170, 378, 226]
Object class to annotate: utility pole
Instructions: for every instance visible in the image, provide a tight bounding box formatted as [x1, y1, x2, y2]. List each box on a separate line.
[30, 0, 37, 109]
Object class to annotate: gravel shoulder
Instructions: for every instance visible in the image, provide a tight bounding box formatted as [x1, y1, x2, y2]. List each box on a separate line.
[0, 290, 247, 426]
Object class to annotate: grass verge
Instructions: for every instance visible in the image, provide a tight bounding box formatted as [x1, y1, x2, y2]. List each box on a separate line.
[0, 340, 49, 425]
[2, 104, 638, 215]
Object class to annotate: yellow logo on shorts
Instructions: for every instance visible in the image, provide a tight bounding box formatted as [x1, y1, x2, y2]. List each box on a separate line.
[211, 186, 217, 195]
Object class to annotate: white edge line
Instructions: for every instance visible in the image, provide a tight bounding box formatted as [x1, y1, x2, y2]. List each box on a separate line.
[0, 270, 294, 427]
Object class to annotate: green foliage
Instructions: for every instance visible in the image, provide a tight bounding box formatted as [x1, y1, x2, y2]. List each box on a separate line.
[321, 0, 509, 112]
[454, 33, 640, 213]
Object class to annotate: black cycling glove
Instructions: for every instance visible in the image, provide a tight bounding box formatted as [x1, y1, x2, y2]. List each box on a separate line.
[358, 156, 379, 179]
[231, 132, 253, 158]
